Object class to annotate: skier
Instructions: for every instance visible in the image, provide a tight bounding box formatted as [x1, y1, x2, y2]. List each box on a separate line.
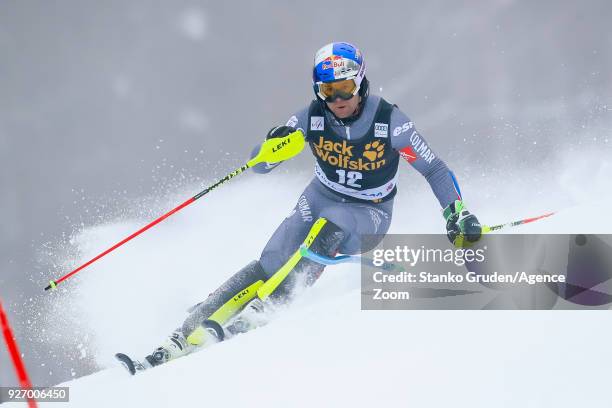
[116, 41, 482, 373]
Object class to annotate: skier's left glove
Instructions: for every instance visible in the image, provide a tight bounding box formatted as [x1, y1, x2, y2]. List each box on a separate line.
[443, 200, 482, 247]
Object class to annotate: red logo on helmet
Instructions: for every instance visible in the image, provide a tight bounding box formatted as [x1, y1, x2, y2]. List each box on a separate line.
[322, 61, 345, 70]
[322, 56, 345, 71]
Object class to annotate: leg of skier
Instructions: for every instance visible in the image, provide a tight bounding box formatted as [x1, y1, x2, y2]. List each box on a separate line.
[138, 179, 393, 370]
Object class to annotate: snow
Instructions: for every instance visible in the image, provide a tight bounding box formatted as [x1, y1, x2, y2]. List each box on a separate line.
[11, 147, 612, 407]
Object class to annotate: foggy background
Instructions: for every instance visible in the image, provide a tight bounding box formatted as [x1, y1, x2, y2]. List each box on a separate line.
[1, 0, 611, 388]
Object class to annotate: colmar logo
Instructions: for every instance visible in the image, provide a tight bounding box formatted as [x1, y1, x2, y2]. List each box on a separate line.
[409, 132, 435, 163]
[297, 195, 313, 222]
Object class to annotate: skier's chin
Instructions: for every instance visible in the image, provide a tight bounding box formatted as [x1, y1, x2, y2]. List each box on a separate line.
[333, 106, 349, 117]
[330, 104, 353, 118]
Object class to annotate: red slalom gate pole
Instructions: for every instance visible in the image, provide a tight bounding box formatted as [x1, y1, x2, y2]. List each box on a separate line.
[0, 299, 38, 408]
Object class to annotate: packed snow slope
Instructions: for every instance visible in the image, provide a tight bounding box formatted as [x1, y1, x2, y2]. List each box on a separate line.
[17, 148, 612, 407]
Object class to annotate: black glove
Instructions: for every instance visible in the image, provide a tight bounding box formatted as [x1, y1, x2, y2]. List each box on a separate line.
[251, 125, 297, 174]
[443, 200, 482, 247]
[266, 125, 296, 140]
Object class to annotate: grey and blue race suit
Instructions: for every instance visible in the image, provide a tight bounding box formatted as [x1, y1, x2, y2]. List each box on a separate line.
[181, 95, 463, 337]
[252, 94, 462, 277]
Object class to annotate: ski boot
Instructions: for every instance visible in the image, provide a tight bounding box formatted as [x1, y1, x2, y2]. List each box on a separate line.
[144, 329, 195, 368]
[225, 298, 268, 336]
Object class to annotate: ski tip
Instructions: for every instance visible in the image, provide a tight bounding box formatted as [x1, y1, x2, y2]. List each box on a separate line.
[115, 353, 137, 376]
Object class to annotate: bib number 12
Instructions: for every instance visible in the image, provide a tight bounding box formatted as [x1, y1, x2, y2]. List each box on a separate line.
[336, 169, 362, 188]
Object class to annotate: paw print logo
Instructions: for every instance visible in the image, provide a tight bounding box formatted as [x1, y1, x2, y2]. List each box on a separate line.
[363, 140, 385, 162]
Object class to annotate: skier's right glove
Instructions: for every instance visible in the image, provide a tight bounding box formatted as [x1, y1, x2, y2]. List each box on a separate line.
[443, 200, 482, 247]
[266, 125, 297, 140]
[251, 125, 298, 174]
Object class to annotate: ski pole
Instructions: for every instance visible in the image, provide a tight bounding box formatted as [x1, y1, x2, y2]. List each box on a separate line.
[44, 130, 306, 291]
[1, 300, 38, 408]
[300, 210, 555, 269]
[482, 211, 555, 233]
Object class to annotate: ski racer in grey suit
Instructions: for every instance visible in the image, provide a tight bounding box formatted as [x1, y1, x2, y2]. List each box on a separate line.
[131, 42, 482, 372]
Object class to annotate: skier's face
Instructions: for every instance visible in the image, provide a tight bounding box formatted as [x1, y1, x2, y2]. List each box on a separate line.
[326, 95, 361, 119]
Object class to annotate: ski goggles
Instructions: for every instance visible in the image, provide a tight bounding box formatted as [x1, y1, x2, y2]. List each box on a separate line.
[315, 78, 359, 102]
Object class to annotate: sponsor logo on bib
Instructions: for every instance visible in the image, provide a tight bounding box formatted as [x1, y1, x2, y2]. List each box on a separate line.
[312, 136, 386, 171]
[374, 123, 388, 138]
[310, 116, 324, 131]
